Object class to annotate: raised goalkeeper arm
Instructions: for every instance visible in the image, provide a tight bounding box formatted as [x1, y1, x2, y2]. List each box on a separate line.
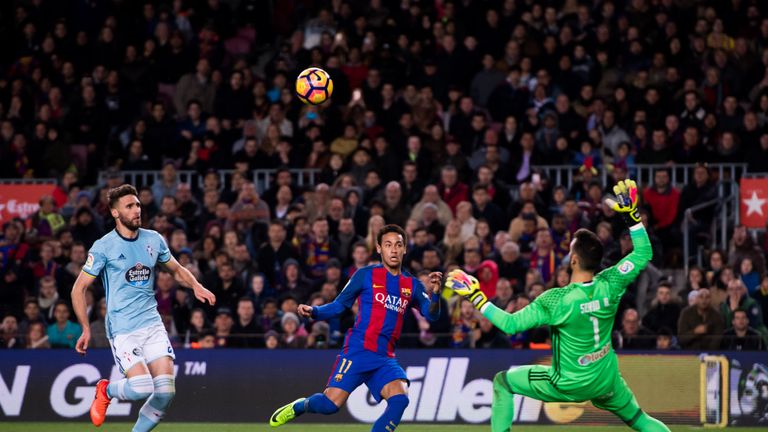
[600, 179, 652, 299]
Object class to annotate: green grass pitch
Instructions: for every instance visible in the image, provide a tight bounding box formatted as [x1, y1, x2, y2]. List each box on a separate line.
[1, 424, 764, 432]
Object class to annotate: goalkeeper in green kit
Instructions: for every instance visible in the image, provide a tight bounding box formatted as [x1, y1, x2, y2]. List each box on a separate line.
[447, 179, 670, 432]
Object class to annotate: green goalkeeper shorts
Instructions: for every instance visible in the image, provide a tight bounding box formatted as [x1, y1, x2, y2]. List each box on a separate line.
[499, 364, 643, 423]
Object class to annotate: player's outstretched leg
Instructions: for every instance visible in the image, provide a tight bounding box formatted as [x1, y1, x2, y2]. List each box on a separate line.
[92, 375, 154, 426]
[492, 365, 578, 432]
[491, 371, 516, 432]
[270, 393, 339, 427]
[371, 394, 408, 432]
[592, 376, 670, 432]
[132, 374, 176, 432]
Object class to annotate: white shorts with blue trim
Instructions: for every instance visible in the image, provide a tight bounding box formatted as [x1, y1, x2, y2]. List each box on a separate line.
[109, 323, 175, 375]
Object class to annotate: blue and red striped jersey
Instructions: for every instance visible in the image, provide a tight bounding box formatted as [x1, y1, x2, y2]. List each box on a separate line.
[312, 264, 440, 358]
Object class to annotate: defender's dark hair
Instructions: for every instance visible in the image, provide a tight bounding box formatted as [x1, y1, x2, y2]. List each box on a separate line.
[107, 184, 139, 208]
[377, 224, 408, 246]
[572, 228, 603, 272]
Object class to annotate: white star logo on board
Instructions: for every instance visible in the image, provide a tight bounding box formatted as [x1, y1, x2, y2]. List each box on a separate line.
[743, 191, 766, 217]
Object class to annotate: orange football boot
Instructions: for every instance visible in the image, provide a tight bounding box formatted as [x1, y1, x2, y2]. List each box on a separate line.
[90, 379, 111, 426]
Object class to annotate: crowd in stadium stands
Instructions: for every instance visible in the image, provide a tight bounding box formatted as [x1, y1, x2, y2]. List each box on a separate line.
[2, 0, 768, 351]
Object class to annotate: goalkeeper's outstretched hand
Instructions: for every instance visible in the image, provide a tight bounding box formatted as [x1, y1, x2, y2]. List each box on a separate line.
[604, 179, 641, 226]
[445, 269, 488, 310]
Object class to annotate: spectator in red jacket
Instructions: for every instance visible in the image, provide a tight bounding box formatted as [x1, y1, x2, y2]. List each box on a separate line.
[643, 168, 681, 259]
[437, 165, 469, 215]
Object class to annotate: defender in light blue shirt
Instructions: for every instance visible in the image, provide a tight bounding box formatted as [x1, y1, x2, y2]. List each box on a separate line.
[71, 184, 216, 432]
[83, 228, 171, 339]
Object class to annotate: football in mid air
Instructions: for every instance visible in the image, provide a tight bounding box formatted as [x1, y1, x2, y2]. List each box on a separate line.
[295, 67, 334, 105]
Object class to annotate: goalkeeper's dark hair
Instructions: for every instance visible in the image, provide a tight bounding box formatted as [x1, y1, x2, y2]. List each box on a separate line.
[572, 228, 603, 272]
[377, 224, 408, 246]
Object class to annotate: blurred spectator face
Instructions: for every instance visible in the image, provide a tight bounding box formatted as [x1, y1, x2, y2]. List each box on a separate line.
[338, 218, 354, 235]
[214, 313, 233, 333]
[693, 166, 709, 186]
[596, 222, 612, 243]
[230, 71, 243, 90]
[683, 127, 699, 147]
[654, 170, 670, 188]
[621, 309, 640, 336]
[353, 245, 369, 265]
[262, 301, 278, 319]
[2, 315, 18, 335]
[422, 249, 440, 269]
[496, 279, 513, 301]
[501, 242, 519, 263]
[535, 230, 553, 249]
[54, 303, 69, 324]
[732, 310, 749, 332]
[265, 334, 279, 349]
[520, 133, 535, 151]
[456, 202, 472, 221]
[709, 251, 723, 270]
[139, 189, 155, 206]
[24, 301, 40, 321]
[720, 267, 735, 286]
[727, 280, 745, 299]
[198, 335, 216, 348]
[320, 283, 337, 302]
[237, 299, 255, 322]
[267, 223, 286, 245]
[156, 271, 175, 293]
[281, 298, 298, 314]
[161, 196, 177, 214]
[325, 265, 341, 283]
[462, 247, 480, 268]
[419, 205, 437, 226]
[190, 310, 206, 331]
[196, 58, 211, 77]
[413, 229, 428, 246]
[563, 200, 578, 219]
[234, 244, 250, 263]
[329, 198, 345, 220]
[527, 281, 544, 299]
[422, 186, 440, 203]
[477, 166, 493, 185]
[312, 219, 329, 241]
[656, 285, 672, 305]
[733, 225, 747, 244]
[282, 318, 298, 335]
[684, 92, 698, 110]
[522, 215, 537, 235]
[656, 334, 671, 350]
[250, 275, 265, 296]
[720, 132, 735, 150]
[217, 264, 235, 282]
[39, 277, 57, 299]
[441, 168, 458, 187]
[696, 288, 711, 310]
[170, 230, 187, 251]
[740, 258, 754, 275]
[365, 171, 381, 189]
[403, 163, 417, 182]
[460, 299, 475, 320]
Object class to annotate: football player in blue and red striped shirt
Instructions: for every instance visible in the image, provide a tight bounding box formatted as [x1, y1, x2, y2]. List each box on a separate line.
[270, 224, 442, 431]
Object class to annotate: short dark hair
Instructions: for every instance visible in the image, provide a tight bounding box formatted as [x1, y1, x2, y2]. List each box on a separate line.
[733, 309, 748, 318]
[108, 184, 139, 208]
[377, 224, 407, 246]
[572, 228, 603, 272]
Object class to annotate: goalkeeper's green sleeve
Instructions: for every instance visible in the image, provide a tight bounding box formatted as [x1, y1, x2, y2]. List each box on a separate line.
[481, 296, 554, 335]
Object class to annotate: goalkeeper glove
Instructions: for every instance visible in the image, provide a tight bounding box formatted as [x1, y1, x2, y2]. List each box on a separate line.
[446, 269, 489, 311]
[604, 179, 641, 227]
